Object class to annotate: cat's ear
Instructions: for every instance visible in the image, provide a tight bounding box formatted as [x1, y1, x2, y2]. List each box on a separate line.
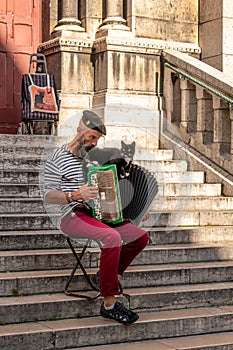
[131, 141, 136, 148]
[121, 140, 126, 147]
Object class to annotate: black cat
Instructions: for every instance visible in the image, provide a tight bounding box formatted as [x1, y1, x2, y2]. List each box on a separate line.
[86, 141, 136, 178]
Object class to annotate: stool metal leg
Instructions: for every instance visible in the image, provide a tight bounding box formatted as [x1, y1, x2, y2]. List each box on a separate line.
[64, 237, 100, 300]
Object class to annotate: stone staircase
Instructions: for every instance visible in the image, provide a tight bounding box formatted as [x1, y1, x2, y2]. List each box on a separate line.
[0, 135, 233, 350]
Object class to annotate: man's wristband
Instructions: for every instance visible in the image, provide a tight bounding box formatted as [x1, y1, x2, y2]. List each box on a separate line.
[65, 192, 73, 203]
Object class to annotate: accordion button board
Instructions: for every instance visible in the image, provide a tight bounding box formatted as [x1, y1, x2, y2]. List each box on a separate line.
[88, 164, 123, 224]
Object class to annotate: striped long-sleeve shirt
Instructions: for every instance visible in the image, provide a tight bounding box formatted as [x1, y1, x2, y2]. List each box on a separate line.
[44, 144, 88, 218]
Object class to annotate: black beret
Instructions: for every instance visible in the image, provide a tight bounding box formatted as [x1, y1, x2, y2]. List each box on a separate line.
[81, 110, 106, 135]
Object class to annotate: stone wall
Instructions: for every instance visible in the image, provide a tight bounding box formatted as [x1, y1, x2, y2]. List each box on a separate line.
[132, 0, 198, 43]
[199, 0, 233, 74]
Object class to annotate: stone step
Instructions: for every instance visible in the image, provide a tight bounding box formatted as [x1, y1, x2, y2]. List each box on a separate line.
[1, 261, 233, 296]
[0, 144, 59, 157]
[0, 199, 46, 214]
[158, 183, 221, 197]
[0, 157, 188, 172]
[138, 159, 188, 172]
[0, 169, 205, 185]
[1, 282, 233, 325]
[0, 182, 222, 200]
[134, 149, 174, 161]
[0, 145, 50, 157]
[0, 157, 44, 170]
[1, 226, 233, 252]
[155, 170, 205, 183]
[0, 134, 174, 160]
[1, 210, 233, 231]
[1, 243, 233, 272]
[0, 185, 41, 198]
[0, 134, 63, 147]
[0, 230, 67, 250]
[69, 332, 233, 350]
[1, 196, 233, 214]
[152, 196, 233, 211]
[144, 209, 233, 227]
[0, 306, 233, 349]
[0, 170, 39, 184]
[2, 145, 175, 161]
[0, 213, 57, 231]
[148, 226, 233, 244]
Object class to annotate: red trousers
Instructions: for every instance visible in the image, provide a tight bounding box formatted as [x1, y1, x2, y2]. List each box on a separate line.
[61, 211, 149, 297]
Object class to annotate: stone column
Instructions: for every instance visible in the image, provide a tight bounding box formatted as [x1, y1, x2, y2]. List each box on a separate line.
[196, 86, 214, 145]
[52, 0, 84, 35]
[97, 0, 130, 33]
[180, 79, 197, 134]
[213, 95, 231, 154]
[79, 0, 102, 39]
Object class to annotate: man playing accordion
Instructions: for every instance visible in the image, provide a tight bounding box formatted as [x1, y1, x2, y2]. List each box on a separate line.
[44, 110, 149, 325]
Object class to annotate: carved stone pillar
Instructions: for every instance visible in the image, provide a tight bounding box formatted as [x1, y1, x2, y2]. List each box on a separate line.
[97, 0, 130, 34]
[52, 0, 84, 35]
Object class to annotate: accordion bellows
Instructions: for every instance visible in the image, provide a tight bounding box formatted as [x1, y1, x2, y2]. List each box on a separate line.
[119, 164, 158, 226]
[88, 163, 158, 226]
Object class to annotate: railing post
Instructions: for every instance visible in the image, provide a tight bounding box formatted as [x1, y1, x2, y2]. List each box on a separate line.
[213, 95, 231, 154]
[180, 79, 197, 134]
[163, 67, 174, 125]
[196, 85, 214, 145]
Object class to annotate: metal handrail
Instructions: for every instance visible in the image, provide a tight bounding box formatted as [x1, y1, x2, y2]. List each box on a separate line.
[164, 62, 233, 108]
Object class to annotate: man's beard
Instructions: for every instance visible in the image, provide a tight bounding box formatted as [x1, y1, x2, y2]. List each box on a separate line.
[72, 137, 95, 159]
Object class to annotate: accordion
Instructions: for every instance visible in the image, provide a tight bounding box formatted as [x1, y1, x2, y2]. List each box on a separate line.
[88, 163, 158, 226]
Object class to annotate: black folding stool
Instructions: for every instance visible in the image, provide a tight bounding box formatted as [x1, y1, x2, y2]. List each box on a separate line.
[64, 236, 101, 300]
[64, 236, 126, 300]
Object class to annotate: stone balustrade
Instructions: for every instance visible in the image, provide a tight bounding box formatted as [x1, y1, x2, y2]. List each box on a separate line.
[162, 49, 233, 194]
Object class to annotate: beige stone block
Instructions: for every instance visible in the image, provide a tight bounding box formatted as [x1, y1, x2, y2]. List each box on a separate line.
[135, 0, 198, 22]
[107, 51, 159, 93]
[104, 125, 148, 149]
[134, 0, 198, 42]
[223, 18, 233, 54]
[199, 0, 222, 23]
[199, 19, 222, 59]
[101, 105, 159, 151]
[223, 0, 233, 15]
[202, 55, 223, 71]
[223, 54, 233, 74]
[61, 52, 94, 92]
[57, 94, 93, 136]
[135, 18, 198, 43]
[93, 92, 159, 111]
[94, 51, 108, 91]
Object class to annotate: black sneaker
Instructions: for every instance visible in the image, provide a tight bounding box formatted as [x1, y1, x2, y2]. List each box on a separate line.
[100, 301, 139, 325]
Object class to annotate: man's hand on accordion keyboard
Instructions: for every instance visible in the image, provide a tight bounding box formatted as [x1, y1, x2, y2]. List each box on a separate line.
[79, 183, 99, 201]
